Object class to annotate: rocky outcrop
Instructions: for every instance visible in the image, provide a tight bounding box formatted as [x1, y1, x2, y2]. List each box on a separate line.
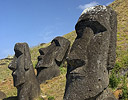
[64, 5, 117, 100]
[36, 36, 70, 84]
[8, 43, 40, 100]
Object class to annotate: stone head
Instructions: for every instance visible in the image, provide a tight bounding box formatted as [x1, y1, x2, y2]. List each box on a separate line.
[36, 36, 70, 69]
[64, 5, 117, 100]
[8, 43, 32, 87]
[67, 5, 117, 77]
[75, 5, 117, 70]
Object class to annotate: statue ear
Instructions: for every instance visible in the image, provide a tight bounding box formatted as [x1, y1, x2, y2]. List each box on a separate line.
[56, 48, 65, 62]
[24, 43, 31, 70]
[55, 44, 70, 66]
[55, 37, 70, 65]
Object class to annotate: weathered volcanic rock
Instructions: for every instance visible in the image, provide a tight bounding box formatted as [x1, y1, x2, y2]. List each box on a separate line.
[8, 43, 40, 100]
[64, 5, 117, 100]
[0, 91, 6, 100]
[36, 36, 70, 84]
[96, 88, 116, 100]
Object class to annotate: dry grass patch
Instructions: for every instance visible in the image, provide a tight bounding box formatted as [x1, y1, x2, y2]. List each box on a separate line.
[40, 74, 66, 100]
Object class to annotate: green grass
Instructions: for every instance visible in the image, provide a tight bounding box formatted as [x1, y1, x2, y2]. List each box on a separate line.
[122, 76, 128, 100]
[63, 31, 76, 45]
[0, 59, 12, 81]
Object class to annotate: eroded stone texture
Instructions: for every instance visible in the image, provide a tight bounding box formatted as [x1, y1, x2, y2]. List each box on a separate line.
[36, 36, 70, 84]
[64, 5, 117, 100]
[96, 88, 117, 100]
[0, 91, 6, 100]
[8, 43, 40, 100]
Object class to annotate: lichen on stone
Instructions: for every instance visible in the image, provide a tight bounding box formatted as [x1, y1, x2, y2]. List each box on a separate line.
[81, 5, 107, 15]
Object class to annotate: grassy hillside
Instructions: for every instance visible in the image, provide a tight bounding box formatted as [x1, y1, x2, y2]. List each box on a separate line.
[110, 0, 128, 71]
[0, 0, 128, 99]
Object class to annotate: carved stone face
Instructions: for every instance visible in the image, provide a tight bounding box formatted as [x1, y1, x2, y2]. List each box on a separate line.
[36, 36, 70, 83]
[8, 43, 31, 87]
[64, 5, 117, 100]
[65, 27, 109, 99]
[36, 37, 70, 69]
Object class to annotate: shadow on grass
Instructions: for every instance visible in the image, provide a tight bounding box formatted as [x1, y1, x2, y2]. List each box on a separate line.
[3, 96, 17, 100]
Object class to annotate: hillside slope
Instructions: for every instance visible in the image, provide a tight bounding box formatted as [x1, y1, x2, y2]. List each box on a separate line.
[109, 0, 128, 70]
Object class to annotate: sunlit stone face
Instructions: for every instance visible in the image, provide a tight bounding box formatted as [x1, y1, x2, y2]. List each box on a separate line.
[8, 43, 41, 100]
[8, 43, 26, 87]
[65, 27, 109, 99]
[64, 5, 117, 100]
[36, 37, 70, 84]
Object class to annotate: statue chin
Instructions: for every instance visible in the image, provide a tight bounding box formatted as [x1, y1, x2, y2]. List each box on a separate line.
[12, 72, 25, 87]
[13, 78, 25, 88]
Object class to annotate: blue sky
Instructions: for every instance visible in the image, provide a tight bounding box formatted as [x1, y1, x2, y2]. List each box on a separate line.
[0, 0, 114, 59]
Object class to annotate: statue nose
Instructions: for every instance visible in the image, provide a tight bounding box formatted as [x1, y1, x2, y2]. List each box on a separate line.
[12, 71, 17, 76]
[38, 56, 42, 61]
[8, 63, 12, 69]
[8, 63, 16, 71]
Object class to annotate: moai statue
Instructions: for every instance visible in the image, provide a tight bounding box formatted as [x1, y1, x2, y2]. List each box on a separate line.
[64, 5, 117, 100]
[36, 36, 70, 84]
[8, 43, 40, 100]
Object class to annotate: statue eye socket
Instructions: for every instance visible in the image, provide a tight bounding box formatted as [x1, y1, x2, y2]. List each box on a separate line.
[52, 40, 60, 46]
[76, 20, 107, 35]
[15, 50, 23, 58]
[39, 49, 44, 55]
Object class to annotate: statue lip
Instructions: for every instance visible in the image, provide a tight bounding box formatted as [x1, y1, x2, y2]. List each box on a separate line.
[13, 76, 25, 88]
[36, 60, 53, 68]
[68, 73, 85, 82]
[69, 73, 84, 76]
[67, 58, 85, 67]
[35, 65, 47, 69]
[16, 83, 24, 88]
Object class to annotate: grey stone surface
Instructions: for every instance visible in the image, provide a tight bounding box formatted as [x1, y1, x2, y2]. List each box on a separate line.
[8, 43, 40, 100]
[64, 5, 117, 100]
[0, 91, 6, 99]
[96, 88, 117, 100]
[36, 36, 70, 84]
